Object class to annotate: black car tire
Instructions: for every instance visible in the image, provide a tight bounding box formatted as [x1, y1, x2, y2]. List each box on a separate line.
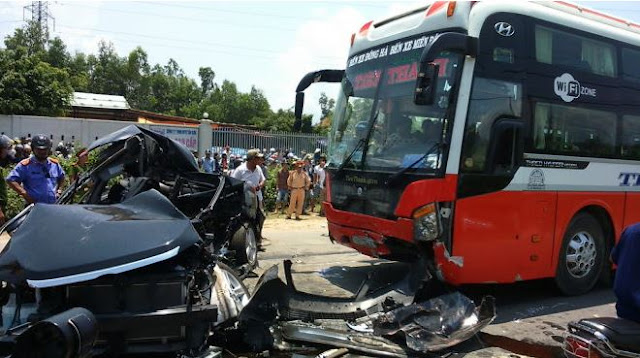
[555, 213, 605, 296]
[229, 223, 258, 269]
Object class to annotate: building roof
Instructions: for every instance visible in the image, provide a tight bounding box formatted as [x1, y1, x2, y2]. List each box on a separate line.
[72, 92, 131, 110]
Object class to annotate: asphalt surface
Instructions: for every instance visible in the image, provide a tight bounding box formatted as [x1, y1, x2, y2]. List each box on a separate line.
[250, 215, 617, 358]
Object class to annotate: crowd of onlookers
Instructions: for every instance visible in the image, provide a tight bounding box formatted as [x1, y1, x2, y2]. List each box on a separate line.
[197, 146, 327, 220]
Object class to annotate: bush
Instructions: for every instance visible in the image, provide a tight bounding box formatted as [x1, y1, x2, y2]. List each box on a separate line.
[262, 165, 279, 213]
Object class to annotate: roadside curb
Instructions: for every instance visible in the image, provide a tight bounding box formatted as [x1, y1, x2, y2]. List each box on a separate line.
[479, 332, 563, 358]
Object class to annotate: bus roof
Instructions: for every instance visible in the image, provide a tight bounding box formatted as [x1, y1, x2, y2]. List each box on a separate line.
[349, 1, 640, 57]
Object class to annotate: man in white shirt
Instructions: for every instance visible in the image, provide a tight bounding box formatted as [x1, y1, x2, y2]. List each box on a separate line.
[312, 156, 327, 216]
[231, 149, 266, 243]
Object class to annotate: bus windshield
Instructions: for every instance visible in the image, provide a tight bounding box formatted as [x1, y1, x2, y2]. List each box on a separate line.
[328, 36, 464, 174]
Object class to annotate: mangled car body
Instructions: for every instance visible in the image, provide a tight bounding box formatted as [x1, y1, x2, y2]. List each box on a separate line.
[0, 190, 248, 357]
[0, 126, 255, 356]
[239, 261, 496, 357]
[57, 125, 260, 273]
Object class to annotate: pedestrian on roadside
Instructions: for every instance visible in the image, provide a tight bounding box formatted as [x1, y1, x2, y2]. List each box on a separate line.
[69, 147, 89, 182]
[303, 157, 313, 214]
[213, 152, 221, 173]
[201, 150, 215, 174]
[287, 160, 310, 220]
[23, 144, 31, 159]
[231, 149, 267, 243]
[313, 156, 327, 216]
[275, 161, 289, 214]
[611, 223, 640, 323]
[7, 134, 65, 205]
[0, 135, 14, 224]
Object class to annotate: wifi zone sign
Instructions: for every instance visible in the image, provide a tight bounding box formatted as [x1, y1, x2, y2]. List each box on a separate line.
[554, 73, 597, 103]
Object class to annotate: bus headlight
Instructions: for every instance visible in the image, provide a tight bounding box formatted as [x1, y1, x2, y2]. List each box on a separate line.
[413, 203, 441, 241]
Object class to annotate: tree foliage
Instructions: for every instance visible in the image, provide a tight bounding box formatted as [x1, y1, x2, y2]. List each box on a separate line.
[0, 22, 331, 133]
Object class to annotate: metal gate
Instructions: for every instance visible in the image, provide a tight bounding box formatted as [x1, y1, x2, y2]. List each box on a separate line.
[211, 128, 327, 156]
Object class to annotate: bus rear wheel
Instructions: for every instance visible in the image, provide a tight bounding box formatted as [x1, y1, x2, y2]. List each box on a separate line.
[555, 213, 605, 296]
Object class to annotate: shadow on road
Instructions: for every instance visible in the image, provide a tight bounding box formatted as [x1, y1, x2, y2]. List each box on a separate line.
[300, 260, 615, 324]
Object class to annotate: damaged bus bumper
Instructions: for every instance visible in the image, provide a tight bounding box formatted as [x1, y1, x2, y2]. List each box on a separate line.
[240, 261, 495, 356]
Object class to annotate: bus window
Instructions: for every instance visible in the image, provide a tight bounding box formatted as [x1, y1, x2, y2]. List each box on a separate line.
[461, 78, 522, 173]
[622, 115, 640, 159]
[622, 48, 640, 82]
[535, 25, 617, 77]
[532, 103, 616, 157]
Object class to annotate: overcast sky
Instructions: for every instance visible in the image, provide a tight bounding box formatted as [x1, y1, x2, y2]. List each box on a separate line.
[1, 1, 639, 123]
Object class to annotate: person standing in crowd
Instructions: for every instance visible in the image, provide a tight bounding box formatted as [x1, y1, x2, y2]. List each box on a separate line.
[303, 157, 314, 214]
[275, 161, 289, 214]
[213, 152, 221, 173]
[201, 150, 215, 174]
[222, 153, 229, 171]
[231, 149, 267, 242]
[287, 160, 310, 220]
[312, 156, 327, 216]
[7, 134, 65, 205]
[23, 144, 31, 159]
[69, 147, 89, 182]
[313, 148, 321, 164]
[0, 135, 14, 224]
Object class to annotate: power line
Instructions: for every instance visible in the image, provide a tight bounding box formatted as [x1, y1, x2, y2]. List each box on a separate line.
[57, 2, 299, 33]
[54, 29, 343, 68]
[140, 1, 319, 22]
[56, 24, 344, 61]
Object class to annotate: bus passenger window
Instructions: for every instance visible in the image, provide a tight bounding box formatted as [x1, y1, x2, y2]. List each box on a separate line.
[532, 103, 616, 157]
[622, 115, 640, 159]
[535, 26, 617, 77]
[622, 48, 640, 82]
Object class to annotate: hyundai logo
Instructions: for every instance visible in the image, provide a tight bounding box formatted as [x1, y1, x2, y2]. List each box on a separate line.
[494, 22, 514, 37]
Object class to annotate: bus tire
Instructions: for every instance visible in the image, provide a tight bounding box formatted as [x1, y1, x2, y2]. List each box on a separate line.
[555, 213, 605, 296]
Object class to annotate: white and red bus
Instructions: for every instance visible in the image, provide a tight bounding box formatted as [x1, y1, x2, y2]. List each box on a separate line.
[294, 1, 640, 295]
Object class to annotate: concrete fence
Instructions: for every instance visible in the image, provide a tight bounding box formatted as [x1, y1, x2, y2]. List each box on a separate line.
[0, 115, 328, 156]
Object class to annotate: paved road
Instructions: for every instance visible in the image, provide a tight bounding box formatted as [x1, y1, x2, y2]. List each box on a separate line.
[251, 215, 617, 358]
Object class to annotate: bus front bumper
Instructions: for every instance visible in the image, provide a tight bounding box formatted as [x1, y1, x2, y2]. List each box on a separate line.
[325, 203, 417, 261]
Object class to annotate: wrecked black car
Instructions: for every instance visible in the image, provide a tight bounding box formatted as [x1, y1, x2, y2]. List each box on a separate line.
[0, 190, 249, 357]
[0, 126, 259, 356]
[59, 125, 260, 274]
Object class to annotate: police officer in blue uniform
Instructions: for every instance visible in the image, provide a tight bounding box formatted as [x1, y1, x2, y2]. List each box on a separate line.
[7, 135, 65, 204]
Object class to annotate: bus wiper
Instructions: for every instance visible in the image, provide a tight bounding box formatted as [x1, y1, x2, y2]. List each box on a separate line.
[385, 141, 446, 186]
[335, 138, 365, 177]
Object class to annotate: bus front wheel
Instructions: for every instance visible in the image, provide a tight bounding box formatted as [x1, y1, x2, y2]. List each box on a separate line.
[555, 213, 605, 296]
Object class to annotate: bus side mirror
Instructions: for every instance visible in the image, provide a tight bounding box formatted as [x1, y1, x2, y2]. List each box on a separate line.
[414, 63, 439, 105]
[294, 92, 304, 131]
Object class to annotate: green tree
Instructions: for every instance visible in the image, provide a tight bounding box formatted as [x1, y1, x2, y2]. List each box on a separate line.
[0, 24, 73, 116]
[198, 67, 215, 95]
[46, 37, 70, 69]
[318, 92, 335, 118]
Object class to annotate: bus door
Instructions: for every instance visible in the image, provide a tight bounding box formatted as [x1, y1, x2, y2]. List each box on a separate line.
[454, 76, 558, 283]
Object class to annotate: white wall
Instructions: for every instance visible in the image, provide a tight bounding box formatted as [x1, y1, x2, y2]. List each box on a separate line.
[0, 115, 198, 149]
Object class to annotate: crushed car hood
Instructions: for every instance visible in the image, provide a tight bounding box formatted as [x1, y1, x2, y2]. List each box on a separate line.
[87, 125, 199, 173]
[0, 190, 201, 287]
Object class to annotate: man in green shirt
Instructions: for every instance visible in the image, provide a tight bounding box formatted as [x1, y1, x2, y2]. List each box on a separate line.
[0, 135, 14, 224]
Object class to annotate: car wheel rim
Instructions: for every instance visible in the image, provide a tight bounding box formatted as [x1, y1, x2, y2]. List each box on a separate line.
[245, 228, 257, 266]
[219, 267, 250, 306]
[565, 231, 597, 279]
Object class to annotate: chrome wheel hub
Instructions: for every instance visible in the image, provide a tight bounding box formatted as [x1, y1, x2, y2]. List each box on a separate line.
[565, 231, 597, 279]
[245, 228, 258, 266]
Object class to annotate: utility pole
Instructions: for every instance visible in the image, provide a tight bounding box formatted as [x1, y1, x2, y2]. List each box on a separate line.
[23, 1, 55, 41]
